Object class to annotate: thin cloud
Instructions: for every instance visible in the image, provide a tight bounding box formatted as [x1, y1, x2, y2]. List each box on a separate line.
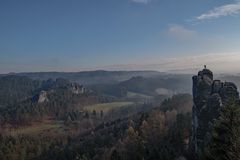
[131, 0, 151, 4]
[197, 2, 240, 20]
[167, 24, 197, 40]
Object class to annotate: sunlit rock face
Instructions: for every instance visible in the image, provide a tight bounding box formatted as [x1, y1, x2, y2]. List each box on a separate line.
[37, 91, 48, 103]
[191, 67, 239, 155]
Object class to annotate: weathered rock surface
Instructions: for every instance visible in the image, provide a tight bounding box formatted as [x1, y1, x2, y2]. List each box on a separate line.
[37, 91, 48, 103]
[191, 67, 239, 155]
[70, 83, 85, 94]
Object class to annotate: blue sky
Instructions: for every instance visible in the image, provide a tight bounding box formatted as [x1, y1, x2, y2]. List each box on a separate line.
[1, 0, 240, 73]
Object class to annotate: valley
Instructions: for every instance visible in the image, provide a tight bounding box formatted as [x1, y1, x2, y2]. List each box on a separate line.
[83, 102, 135, 113]
[0, 70, 240, 160]
[1, 0, 239, 159]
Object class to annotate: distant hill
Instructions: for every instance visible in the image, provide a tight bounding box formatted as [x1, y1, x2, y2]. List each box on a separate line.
[5, 70, 162, 85]
[91, 74, 192, 98]
[0, 75, 105, 126]
[119, 75, 192, 95]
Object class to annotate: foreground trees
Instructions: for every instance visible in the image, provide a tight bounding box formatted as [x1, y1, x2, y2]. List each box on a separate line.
[203, 99, 240, 160]
[0, 93, 193, 160]
[108, 111, 191, 160]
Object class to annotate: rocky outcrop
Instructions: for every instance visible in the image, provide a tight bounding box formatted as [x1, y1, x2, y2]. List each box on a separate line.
[70, 83, 85, 94]
[32, 79, 87, 104]
[37, 91, 48, 103]
[191, 67, 239, 155]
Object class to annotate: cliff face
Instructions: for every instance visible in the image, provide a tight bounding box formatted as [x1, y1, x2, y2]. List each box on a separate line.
[191, 68, 239, 154]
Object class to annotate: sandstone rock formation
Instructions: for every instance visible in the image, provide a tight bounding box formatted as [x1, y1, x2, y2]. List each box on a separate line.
[37, 91, 48, 103]
[36, 83, 86, 103]
[33, 81, 86, 104]
[70, 83, 85, 94]
[191, 67, 239, 155]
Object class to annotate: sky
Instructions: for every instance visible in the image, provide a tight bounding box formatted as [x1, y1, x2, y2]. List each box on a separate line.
[1, 0, 240, 74]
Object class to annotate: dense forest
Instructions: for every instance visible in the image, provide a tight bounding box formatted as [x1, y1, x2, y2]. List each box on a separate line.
[0, 90, 192, 159]
[0, 74, 194, 160]
[1, 72, 240, 160]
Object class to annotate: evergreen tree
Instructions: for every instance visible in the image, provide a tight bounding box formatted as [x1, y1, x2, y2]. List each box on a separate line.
[92, 110, 97, 117]
[202, 99, 240, 160]
[100, 110, 104, 118]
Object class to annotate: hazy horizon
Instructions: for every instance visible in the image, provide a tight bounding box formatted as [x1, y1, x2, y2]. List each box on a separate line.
[1, 52, 240, 74]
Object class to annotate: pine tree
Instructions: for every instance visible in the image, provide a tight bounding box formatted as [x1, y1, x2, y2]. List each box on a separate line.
[100, 110, 104, 118]
[202, 99, 240, 160]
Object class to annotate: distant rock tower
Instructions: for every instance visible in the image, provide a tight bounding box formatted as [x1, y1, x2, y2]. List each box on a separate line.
[37, 91, 49, 103]
[191, 66, 239, 155]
